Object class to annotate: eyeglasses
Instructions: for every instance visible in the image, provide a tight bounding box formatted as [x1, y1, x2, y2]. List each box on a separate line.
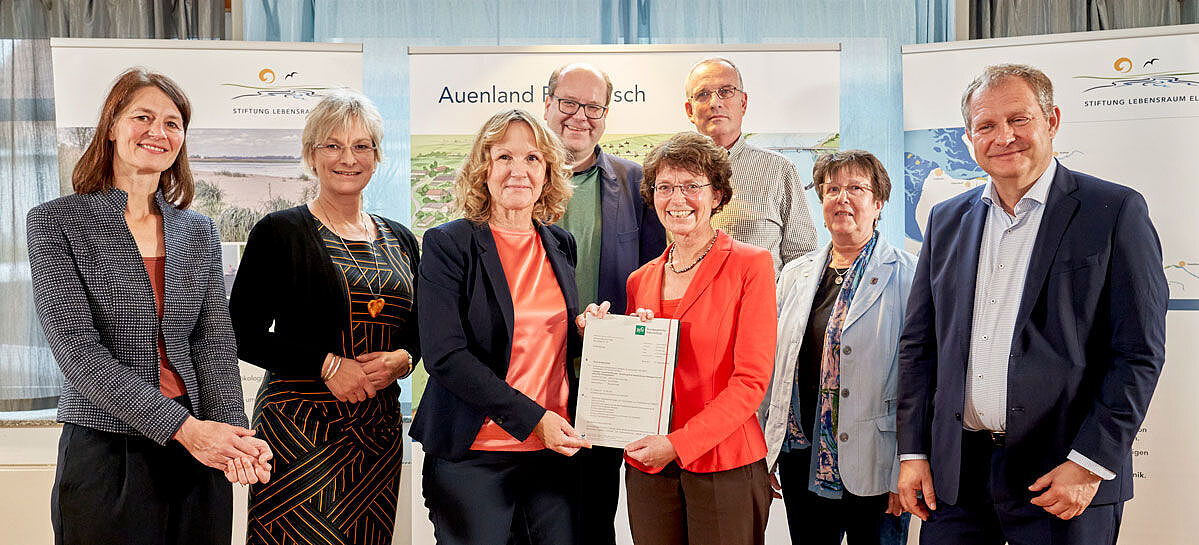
[690, 86, 741, 104]
[552, 96, 608, 119]
[654, 183, 711, 197]
[314, 143, 376, 158]
[820, 183, 874, 200]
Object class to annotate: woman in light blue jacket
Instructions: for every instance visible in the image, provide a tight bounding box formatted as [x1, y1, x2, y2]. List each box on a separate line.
[759, 150, 913, 545]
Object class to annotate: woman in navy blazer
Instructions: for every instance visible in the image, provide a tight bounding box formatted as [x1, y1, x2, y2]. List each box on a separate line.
[26, 69, 270, 545]
[410, 109, 588, 545]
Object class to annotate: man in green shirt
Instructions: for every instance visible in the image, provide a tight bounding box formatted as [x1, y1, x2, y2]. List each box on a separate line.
[543, 62, 666, 545]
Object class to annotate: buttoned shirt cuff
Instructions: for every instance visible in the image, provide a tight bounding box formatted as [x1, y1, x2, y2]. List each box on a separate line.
[1067, 450, 1116, 480]
[898, 454, 928, 462]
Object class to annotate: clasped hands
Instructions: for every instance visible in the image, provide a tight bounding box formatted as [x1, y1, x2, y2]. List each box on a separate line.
[897, 458, 1102, 521]
[576, 302, 677, 469]
[173, 415, 273, 485]
[323, 350, 412, 403]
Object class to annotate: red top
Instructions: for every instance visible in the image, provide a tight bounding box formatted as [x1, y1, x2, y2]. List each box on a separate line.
[625, 231, 777, 474]
[470, 226, 570, 451]
[142, 256, 186, 399]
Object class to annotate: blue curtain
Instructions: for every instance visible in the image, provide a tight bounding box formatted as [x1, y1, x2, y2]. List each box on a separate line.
[244, 0, 954, 248]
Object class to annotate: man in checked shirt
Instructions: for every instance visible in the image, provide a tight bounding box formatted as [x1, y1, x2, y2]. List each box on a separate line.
[683, 57, 818, 272]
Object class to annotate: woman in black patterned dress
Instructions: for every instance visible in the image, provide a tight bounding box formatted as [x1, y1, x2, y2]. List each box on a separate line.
[230, 89, 420, 545]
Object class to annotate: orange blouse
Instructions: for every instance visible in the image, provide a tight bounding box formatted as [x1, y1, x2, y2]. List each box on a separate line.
[470, 226, 570, 451]
[142, 256, 186, 399]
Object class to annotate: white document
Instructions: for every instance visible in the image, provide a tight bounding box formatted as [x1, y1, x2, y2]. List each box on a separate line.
[575, 314, 679, 449]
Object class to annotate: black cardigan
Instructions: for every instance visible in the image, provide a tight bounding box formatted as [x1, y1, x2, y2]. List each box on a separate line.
[229, 204, 421, 378]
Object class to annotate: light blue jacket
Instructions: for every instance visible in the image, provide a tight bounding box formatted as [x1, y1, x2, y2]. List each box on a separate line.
[758, 237, 916, 496]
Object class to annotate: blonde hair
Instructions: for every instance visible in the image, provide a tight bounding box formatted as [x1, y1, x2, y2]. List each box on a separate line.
[300, 89, 384, 176]
[454, 109, 573, 224]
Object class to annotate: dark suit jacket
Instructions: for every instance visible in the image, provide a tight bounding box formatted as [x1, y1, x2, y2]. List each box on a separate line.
[593, 147, 666, 314]
[26, 189, 247, 445]
[897, 163, 1167, 506]
[409, 218, 581, 461]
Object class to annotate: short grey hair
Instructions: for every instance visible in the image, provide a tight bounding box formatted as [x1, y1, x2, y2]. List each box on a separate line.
[301, 89, 385, 176]
[960, 63, 1055, 133]
[685, 57, 744, 97]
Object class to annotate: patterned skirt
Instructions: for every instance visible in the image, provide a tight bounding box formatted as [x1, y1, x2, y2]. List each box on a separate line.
[247, 376, 403, 545]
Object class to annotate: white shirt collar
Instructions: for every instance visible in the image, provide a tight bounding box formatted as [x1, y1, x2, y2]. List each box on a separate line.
[981, 158, 1057, 210]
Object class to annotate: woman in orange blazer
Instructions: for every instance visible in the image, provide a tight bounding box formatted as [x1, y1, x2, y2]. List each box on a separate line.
[580, 132, 776, 545]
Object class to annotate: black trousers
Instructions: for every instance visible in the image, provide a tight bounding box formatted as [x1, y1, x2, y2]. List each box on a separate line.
[921, 430, 1123, 545]
[423, 449, 578, 545]
[777, 447, 897, 545]
[574, 445, 625, 545]
[51, 423, 233, 545]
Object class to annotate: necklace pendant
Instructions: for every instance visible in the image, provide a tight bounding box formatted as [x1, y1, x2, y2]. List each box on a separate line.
[834, 276, 844, 285]
[367, 297, 385, 318]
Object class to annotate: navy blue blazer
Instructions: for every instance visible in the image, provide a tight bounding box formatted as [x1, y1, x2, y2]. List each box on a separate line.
[592, 148, 666, 314]
[409, 218, 581, 461]
[897, 163, 1167, 506]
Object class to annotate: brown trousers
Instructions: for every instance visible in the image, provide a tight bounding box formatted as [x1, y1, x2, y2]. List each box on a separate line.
[625, 459, 771, 545]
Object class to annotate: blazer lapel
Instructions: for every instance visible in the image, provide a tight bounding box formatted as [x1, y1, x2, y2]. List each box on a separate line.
[674, 232, 733, 319]
[537, 222, 580, 318]
[474, 224, 515, 341]
[1015, 166, 1080, 328]
[844, 241, 897, 330]
[159, 195, 184, 334]
[953, 193, 989, 363]
[633, 252, 668, 316]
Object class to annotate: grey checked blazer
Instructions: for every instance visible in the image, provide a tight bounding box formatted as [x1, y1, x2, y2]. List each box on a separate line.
[26, 188, 247, 445]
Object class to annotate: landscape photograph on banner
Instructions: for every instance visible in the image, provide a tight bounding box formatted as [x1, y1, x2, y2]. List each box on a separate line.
[410, 131, 839, 237]
[55, 127, 315, 296]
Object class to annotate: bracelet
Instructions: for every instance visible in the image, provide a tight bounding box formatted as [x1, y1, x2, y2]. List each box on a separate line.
[322, 355, 342, 381]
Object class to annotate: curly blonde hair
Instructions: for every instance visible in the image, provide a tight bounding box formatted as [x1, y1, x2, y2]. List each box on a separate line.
[454, 109, 573, 224]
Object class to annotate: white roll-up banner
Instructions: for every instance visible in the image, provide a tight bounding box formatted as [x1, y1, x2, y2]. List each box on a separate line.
[902, 24, 1199, 543]
[50, 38, 364, 421]
[407, 44, 841, 236]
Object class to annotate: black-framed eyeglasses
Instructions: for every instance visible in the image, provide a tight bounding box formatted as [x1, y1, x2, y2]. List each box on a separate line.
[690, 85, 741, 104]
[654, 183, 711, 197]
[314, 143, 377, 158]
[552, 96, 608, 119]
[820, 183, 873, 200]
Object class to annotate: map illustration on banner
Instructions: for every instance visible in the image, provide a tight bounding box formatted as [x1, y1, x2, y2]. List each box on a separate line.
[903, 35, 1199, 309]
[412, 131, 838, 233]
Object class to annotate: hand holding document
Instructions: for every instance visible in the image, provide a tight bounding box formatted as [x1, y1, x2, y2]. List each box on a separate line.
[575, 314, 679, 449]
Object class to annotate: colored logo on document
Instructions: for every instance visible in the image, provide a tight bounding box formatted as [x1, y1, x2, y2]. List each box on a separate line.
[635, 325, 646, 336]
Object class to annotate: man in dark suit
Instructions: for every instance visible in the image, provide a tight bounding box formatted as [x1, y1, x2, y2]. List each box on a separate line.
[896, 64, 1167, 544]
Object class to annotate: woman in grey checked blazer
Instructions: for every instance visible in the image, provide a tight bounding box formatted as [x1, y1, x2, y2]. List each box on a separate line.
[26, 68, 272, 545]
